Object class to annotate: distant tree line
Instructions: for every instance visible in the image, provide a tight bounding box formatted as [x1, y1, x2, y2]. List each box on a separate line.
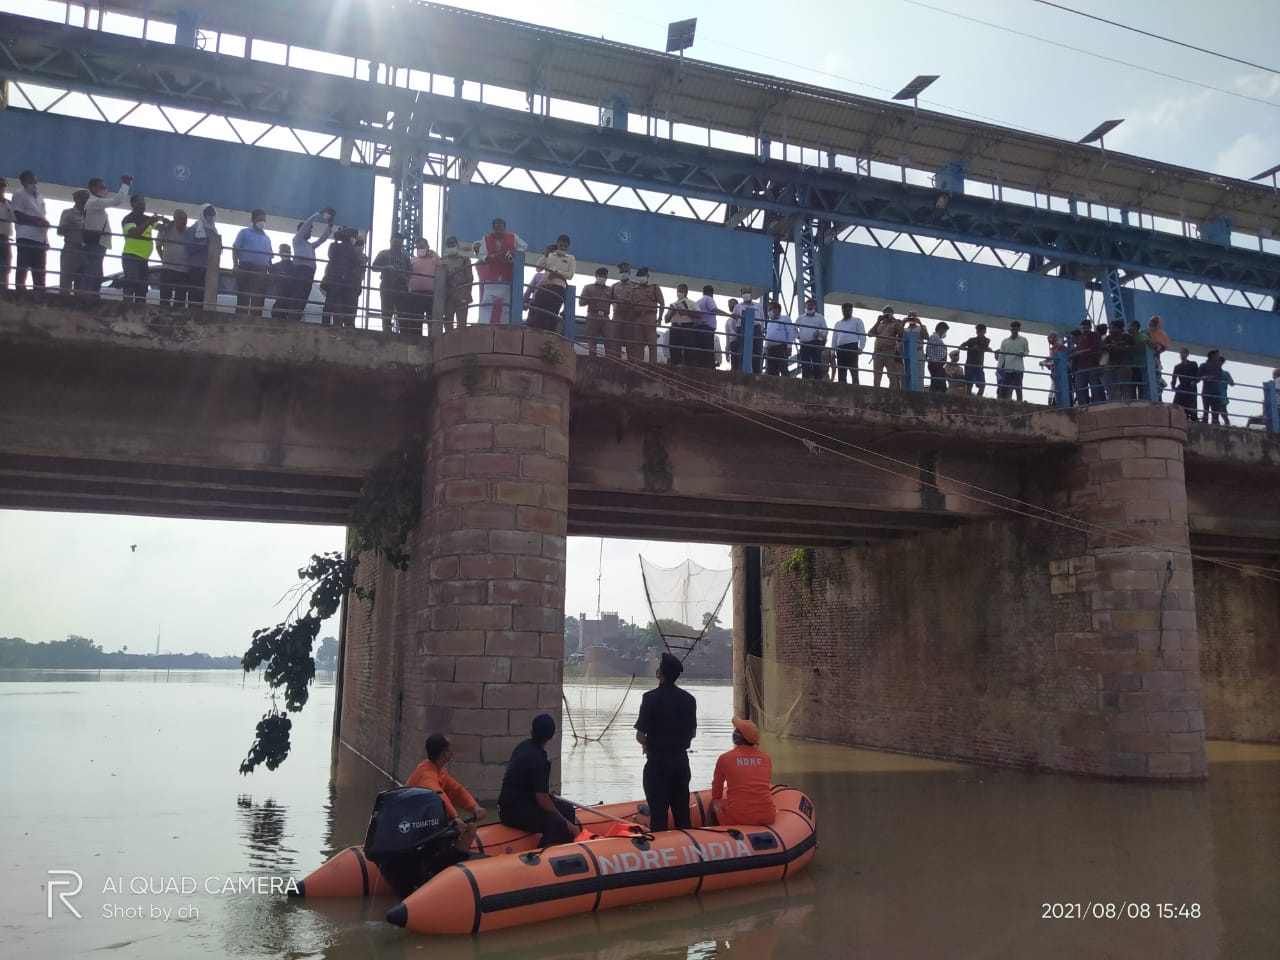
[562, 615, 724, 655]
[0, 635, 242, 670]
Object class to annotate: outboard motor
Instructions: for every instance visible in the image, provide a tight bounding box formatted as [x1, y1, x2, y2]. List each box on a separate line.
[362, 787, 457, 897]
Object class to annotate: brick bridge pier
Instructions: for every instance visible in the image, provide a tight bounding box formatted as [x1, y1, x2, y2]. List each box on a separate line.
[339, 327, 575, 800]
[738, 403, 1209, 781]
[335, 327, 1226, 793]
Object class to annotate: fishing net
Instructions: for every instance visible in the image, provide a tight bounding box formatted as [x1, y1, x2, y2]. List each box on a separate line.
[743, 655, 812, 739]
[639, 557, 733, 660]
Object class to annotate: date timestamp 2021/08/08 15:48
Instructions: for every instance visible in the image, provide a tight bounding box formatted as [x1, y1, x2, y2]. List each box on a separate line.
[1042, 902, 1201, 920]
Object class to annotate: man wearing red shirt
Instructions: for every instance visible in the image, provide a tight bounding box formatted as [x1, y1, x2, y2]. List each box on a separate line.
[405, 733, 487, 851]
[474, 217, 527, 325]
[710, 717, 776, 826]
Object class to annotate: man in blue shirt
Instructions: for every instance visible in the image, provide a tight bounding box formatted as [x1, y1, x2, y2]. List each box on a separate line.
[232, 209, 274, 317]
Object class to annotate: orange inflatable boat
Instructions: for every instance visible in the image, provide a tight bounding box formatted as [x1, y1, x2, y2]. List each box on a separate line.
[294, 794, 679, 898]
[386, 785, 816, 935]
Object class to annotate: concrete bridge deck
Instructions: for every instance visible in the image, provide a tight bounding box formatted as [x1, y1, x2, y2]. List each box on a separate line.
[2, 296, 1277, 561]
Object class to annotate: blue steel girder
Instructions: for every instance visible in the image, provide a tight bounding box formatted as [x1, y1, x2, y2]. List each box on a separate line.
[793, 218, 824, 309]
[0, 13, 405, 157]
[4, 12, 1279, 305]
[391, 93, 431, 241]
[1101, 267, 1128, 328]
[423, 96, 1280, 300]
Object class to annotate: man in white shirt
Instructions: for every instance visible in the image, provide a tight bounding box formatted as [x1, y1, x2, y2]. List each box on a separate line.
[831, 303, 866, 385]
[529, 234, 575, 332]
[926, 322, 950, 392]
[795, 297, 829, 380]
[763, 302, 797, 376]
[10, 170, 50, 292]
[693, 285, 723, 369]
[81, 174, 133, 296]
[995, 321, 1030, 401]
[288, 208, 335, 318]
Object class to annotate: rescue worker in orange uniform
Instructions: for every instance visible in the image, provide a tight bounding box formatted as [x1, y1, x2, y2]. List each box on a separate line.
[405, 733, 487, 852]
[709, 717, 776, 826]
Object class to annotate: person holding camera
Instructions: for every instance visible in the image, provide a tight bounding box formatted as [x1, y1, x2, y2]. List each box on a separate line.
[529, 234, 574, 332]
[121, 194, 159, 304]
[155, 209, 195, 307]
[321, 227, 362, 328]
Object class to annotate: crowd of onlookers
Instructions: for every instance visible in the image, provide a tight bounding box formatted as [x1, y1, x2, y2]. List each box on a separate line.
[1, 186, 1269, 425]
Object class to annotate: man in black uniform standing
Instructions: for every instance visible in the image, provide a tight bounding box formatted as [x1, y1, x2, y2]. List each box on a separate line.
[634, 652, 698, 832]
[497, 713, 580, 846]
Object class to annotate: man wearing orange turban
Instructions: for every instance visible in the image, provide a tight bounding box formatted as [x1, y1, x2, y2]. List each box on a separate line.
[710, 717, 776, 826]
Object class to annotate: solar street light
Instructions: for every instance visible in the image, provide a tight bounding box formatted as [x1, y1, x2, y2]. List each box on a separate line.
[1078, 119, 1124, 148]
[666, 18, 697, 54]
[892, 74, 939, 111]
[1250, 163, 1280, 188]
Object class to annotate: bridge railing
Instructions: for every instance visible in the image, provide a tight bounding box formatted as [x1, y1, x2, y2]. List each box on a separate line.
[8, 245, 1278, 433]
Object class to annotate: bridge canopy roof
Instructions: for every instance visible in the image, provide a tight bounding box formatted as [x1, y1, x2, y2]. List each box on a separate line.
[94, 0, 1280, 237]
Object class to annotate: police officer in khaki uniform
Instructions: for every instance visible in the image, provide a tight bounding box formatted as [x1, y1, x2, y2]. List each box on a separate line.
[627, 266, 665, 362]
[608, 262, 636, 361]
[578, 266, 612, 357]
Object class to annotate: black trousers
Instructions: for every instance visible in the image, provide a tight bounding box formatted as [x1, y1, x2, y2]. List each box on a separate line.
[798, 340, 826, 379]
[729, 333, 764, 373]
[527, 284, 565, 332]
[928, 360, 948, 391]
[15, 238, 47, 290]
[668, 324, 695, 366]
[834, 344, 860, 384]
[643, 752, 691, 832]
[499, 796, 579, 847]
[691, 324, 717, 368]
[765, 344, 791, 376]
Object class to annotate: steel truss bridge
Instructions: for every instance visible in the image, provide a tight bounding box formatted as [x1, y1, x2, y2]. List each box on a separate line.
[3, 0, 1279, 358]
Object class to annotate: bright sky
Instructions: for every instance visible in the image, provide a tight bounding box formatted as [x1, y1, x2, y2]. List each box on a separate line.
[2, 0, 1279, 654]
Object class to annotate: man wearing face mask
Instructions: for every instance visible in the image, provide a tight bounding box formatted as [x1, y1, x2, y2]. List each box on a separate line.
[578, 265, 612, 356]
[529, 234, 575, 332]
[10, 171, 51, 292]
[608, 262, 636, 361]
[372, 232, 413, 333]
[80, 173, 133, 297]
[120, 194, 159, 303]
[796, 298, 828, 380]
[405, 238, 439, 337]
[322, 227, 362, 328]
[232, 209, 274, 317]
[440, 236, 474, 331]
[628, 267, 665, 362]
[187, 203, 220, 307]
[284, 207, 335, 319]
[56, 189, 91, 296]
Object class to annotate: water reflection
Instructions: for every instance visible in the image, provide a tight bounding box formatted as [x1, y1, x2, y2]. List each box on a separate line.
[236, 796, 296, 872]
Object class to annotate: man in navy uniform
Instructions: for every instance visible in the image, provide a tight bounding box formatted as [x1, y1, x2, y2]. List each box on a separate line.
[497, 713, 580, 846]
[635, 652, 698, 831]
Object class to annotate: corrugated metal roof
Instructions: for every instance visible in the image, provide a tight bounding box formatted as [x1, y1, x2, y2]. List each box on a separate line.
[92, 0, 1280, 235]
